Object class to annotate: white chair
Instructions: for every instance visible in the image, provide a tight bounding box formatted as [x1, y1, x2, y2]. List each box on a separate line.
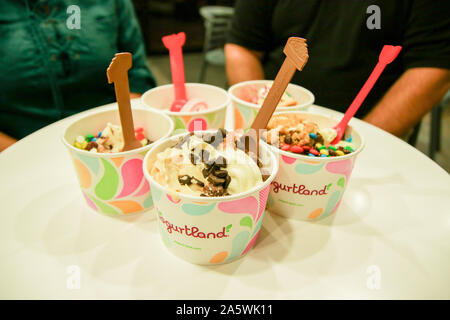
[429, 90, 449, 159]
[409, 90, 449, 160]
[198, 6, 234, 83]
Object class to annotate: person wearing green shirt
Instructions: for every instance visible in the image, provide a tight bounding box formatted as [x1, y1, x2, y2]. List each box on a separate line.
[0, 0, 156, 151]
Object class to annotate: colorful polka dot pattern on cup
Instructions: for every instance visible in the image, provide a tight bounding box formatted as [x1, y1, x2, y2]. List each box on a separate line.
[170, 108, 226, 134]
[69, 150, 154, 215]
[269, 152, 359, 220]
[266, 111, 364, 221]
[149, 181, 271, 265]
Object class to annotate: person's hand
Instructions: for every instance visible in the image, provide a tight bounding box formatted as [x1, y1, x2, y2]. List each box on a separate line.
[0, 132, 17, 152]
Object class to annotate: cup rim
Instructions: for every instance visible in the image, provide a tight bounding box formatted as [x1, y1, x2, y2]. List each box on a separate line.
[61, 107, 175, 158]
[141, 83, 231, 117]
[228, 80, 315, 110]
[267, 110, 366, 162]
[143, 130, 279, 201]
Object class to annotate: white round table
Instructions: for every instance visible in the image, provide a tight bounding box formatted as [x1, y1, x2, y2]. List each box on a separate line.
[1, 100, 449, 299]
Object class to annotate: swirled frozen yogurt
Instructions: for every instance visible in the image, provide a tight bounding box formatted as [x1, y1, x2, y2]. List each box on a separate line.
[149, 130, 265, 197]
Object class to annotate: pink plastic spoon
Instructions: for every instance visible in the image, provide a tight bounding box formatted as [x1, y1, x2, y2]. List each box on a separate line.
[162, 32, 187, 112]
[331, 45, 402, 145]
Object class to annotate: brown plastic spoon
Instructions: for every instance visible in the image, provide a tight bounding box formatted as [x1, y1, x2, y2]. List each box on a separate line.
[107, 53, 142, 152]
[249, 37, 309, 156]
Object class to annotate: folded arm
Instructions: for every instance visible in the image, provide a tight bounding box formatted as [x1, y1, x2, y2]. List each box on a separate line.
[364, 67, 450, 137]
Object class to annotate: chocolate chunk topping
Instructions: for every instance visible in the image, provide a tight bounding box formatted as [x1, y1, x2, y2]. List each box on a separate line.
[223, 175, 231, 189]
[86, 141, 98, 151]
[190, 177, 205, 187]
[202, 185, 225, 197]
[214, 156, 227, 168]
[284, 134, 292, 145]
[179, 175, 204, 187]
[205, 159, 216, 168]
[202, 167, 213, 178]
[202, 129, 225, 145]
[316, 133, 324, 144]
[257, 159, 263, 168]
[191, 146, 210, 164]
[200, 149, 210, 162]
[214, 169, 228, 178]
[178, 175, 191, 185]
[208, 175, 225, 186]
[209, 130, 226, 147]
[218, 128, 227, 138]
[190, 152, 199, 165]
[202, 133, 214, 144]
[262, 174, 270, 182]
[236, 134, 255, 153]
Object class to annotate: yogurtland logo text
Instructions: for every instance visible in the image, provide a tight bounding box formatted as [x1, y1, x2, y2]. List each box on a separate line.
[159, 214, 231, 239]
[271, 181, 329, 196]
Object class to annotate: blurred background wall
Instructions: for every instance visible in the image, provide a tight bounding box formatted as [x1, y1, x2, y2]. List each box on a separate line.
[133, 0, 235, 87]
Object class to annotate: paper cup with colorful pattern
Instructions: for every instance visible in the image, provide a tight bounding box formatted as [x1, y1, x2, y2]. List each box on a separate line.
[62, 107, 174, 215]
[143, 131, 279, 265]
[228, 80, 314, 130]
[266, 111, 364, 221]
[141, 83, 230, 134]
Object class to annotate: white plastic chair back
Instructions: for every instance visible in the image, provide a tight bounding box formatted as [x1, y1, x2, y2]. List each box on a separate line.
[200, 6, 234, 53]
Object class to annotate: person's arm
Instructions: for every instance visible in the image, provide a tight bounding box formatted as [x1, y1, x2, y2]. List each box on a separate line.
[364, 67, 450, 137]
[226, 0, 275, 84]
[0, 132, 17, 152]
[369, 0, 450, 136]
[116, 0, 156, 94]
[225, 44, 264, 85]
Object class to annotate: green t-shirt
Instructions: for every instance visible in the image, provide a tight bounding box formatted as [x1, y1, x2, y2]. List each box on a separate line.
[228, 0, 450, 118]
[0, 0, 156, 139]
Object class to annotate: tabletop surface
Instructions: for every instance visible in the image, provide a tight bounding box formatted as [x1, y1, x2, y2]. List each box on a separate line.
[0, 100, 449, 299]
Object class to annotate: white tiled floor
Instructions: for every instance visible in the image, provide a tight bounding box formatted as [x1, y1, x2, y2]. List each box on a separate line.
[147, 53, 450, 173]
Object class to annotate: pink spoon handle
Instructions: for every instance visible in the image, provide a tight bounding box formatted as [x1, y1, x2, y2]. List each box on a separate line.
[332, 45, 402, 144]
[162, 32, 187, 102]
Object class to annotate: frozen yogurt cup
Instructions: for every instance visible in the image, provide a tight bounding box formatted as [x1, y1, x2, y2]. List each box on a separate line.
[141, 83, 230, 133]
[143, 130, 279, 265]
[265, 111, 364, 220]
[228, 80, 314, 130]
[62, 107, 174, 215]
